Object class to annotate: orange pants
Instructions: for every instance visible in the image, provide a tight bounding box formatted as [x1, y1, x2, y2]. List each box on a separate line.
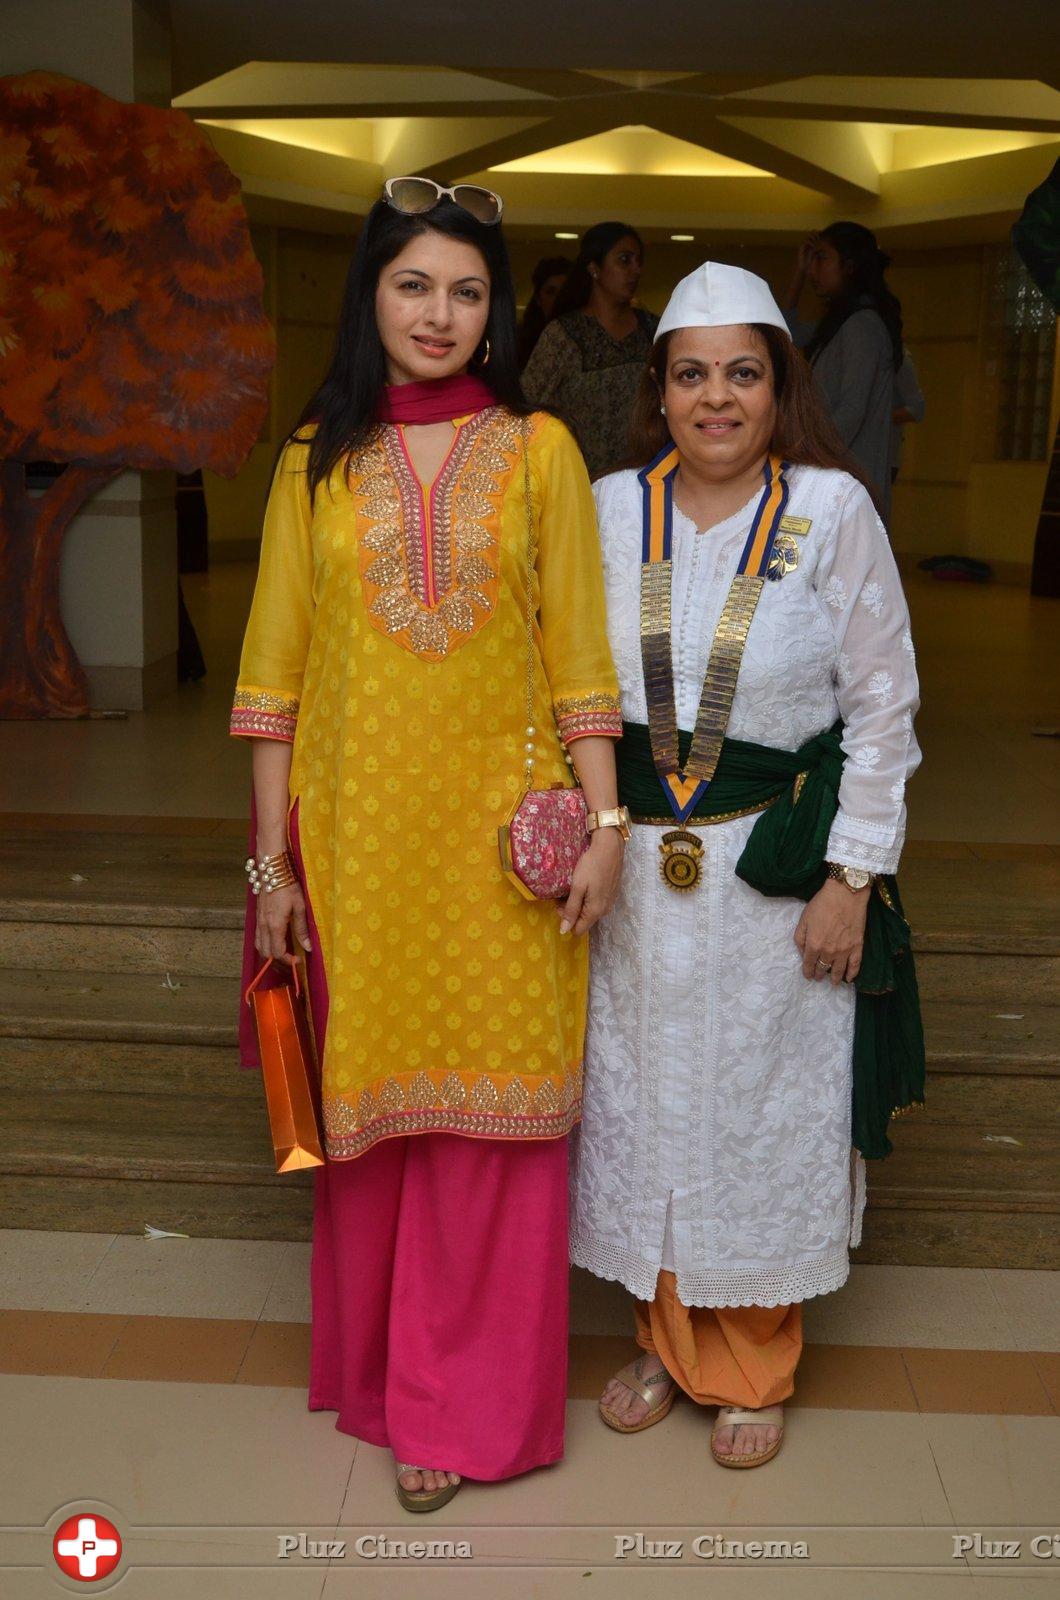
[634, 1271, 802, 1409]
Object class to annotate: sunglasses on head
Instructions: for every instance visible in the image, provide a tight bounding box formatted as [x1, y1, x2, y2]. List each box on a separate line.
[383, 176, 504, 226]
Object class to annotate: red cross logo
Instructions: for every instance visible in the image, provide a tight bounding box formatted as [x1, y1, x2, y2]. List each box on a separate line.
[53, 1514, 122, 1581]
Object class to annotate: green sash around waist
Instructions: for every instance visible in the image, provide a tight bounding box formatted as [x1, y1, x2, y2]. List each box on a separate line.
[617, 719, 926, 1160]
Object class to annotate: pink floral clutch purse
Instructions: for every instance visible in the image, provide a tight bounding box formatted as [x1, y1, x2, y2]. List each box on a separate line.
[498, 785, 589, 901]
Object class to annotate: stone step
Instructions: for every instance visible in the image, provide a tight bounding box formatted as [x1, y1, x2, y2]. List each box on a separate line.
[4, 921, 1056, 1017]
[5, 1167, 1049, 1263]
[3, 966, 1058, 1074]
[1, 1088, 282, 1182]
[1, 834, 1058, 951]
[1, 1084, 1055, 1263]
[858, 1111, 1060, 1265]
[898, 856, 1060, 957]
[0, 831, 245, 929]
[5, 1040, 1055, 1144]
[11, 1030, 1055, 1137]
[3, 918, 1057, 1014]
[3, 1034, 1057, 1134]
[918, 1070, 1060, 1123]
[0, 1173, 314, 1241]
[913, 953, 1058, 1006]
[0, 1162, 1049, 1264]
[5, 920, 1055, 1011]
[921, 1001, 1060, 1075]
[869, 1120, 1060, 1209]
[0, 1036, 247, 1095]
[2, 835, 1056, 1264]
[0, 968, 238, 1047]
[2, 920, 242, 977]
[854, 1208, 1056, 1270]
[1, 1028, 1055, 1266]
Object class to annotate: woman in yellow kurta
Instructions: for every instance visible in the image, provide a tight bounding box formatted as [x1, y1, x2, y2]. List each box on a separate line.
[230, 180, 624, 1511]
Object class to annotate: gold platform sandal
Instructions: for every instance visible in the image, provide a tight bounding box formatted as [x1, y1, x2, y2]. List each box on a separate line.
[599, 1357, 678, 1434]
[710, 1404, 784, 1468]
[394, 1463, 462, 1513]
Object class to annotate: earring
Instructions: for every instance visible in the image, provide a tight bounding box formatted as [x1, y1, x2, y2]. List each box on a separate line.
[477, 337, 491, 366]
[659, 402, 667, 416]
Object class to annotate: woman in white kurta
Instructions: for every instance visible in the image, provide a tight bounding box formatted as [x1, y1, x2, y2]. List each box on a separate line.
[569, 263, 921, 1466]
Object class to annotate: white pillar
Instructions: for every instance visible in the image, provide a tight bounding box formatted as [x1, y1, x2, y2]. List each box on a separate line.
[58, 472, 179, 711]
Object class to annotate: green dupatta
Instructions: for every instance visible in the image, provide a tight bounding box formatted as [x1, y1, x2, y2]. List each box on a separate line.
[616, 720, 926, 1159]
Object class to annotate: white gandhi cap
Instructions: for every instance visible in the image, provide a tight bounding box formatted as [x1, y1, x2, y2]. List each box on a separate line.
[655, 261, 790, 340]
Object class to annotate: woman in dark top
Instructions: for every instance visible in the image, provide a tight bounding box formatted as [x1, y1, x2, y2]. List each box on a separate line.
[522, 221, 657, 478]
[517, 254, 572, 367]
[783, 221, 903, 525]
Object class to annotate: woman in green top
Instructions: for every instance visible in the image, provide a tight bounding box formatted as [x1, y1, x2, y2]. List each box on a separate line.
[522, 221, 657, 479]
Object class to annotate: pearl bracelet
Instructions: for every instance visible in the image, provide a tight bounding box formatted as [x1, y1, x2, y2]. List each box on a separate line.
[244, 850, 297, 895]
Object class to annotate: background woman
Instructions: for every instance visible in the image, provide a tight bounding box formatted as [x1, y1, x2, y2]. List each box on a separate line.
[522, 221, 657, 478]
[783, 221, 904, 525]
[571, 262, 923, 1469]
[517, 253, 572, 367]
[231, 178, 624, 1511]
[891, 344, 926, 485]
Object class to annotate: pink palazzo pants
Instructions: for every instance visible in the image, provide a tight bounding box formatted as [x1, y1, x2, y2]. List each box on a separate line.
[240, 796, 570, 1482]
[307, 1132, 570, 1480]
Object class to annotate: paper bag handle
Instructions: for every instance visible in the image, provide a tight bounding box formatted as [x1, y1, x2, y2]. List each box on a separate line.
[244, 953, 303, 1007]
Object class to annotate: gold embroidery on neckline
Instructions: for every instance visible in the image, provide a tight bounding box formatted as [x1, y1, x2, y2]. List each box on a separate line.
[352, 406, 523, 661]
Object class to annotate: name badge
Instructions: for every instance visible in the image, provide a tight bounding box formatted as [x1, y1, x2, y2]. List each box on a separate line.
[779, 514, 811, 536]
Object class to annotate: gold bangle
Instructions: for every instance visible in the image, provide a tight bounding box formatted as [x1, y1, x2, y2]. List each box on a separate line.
[244, 850, 297, 895]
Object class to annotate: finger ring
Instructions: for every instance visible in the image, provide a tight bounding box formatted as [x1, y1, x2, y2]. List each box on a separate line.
[815, 958, 833, 972]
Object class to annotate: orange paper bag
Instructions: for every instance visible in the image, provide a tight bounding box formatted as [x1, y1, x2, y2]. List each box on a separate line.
[244, 955, 325, 1172]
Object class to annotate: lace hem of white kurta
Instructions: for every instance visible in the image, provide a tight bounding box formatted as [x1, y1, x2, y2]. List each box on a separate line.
[571, 1234, 854, 1310]
[572, 1152, 868, 1308]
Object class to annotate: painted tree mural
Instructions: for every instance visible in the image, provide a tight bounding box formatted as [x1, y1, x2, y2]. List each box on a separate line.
[0, 71, 275, 717]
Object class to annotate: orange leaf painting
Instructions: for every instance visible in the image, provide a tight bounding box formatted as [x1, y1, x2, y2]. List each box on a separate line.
[0, 70, 274, 473]
[0, 71, 276, 718]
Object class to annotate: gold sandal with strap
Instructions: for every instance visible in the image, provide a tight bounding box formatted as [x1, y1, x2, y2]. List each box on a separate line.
[395, 1463, 462, 1513]
[710, 1404, 784, 1468]
[599, 1357, 678, 1434]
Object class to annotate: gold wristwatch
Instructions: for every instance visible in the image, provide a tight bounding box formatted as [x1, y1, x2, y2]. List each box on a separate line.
[826, 861, 875, 892]
[586, 806, 633, 841]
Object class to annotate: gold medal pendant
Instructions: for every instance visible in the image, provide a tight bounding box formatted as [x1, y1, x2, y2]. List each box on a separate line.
[659, 829, 704, 891]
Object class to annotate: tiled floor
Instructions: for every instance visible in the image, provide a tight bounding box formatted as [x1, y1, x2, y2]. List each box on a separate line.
[1, 1228, 1058, 1594]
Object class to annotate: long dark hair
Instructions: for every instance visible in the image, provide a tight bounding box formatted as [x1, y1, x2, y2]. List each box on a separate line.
[517, 254, 572, 365]
[551, 220, 644, 319]
[294, 197, 532, 503]
[629, 324, 878, 506]
[804, 221, 903, 372]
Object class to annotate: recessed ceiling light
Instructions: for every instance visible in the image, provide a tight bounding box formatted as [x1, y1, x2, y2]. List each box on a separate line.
[671, 233, 695, 242]
[555, 231, 578, 240]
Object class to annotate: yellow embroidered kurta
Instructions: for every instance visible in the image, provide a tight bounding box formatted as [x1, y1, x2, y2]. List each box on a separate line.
[231, 407, 622, 1161]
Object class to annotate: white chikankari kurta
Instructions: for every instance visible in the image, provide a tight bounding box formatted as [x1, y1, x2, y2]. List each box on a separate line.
[570, 464, 922, 1307]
